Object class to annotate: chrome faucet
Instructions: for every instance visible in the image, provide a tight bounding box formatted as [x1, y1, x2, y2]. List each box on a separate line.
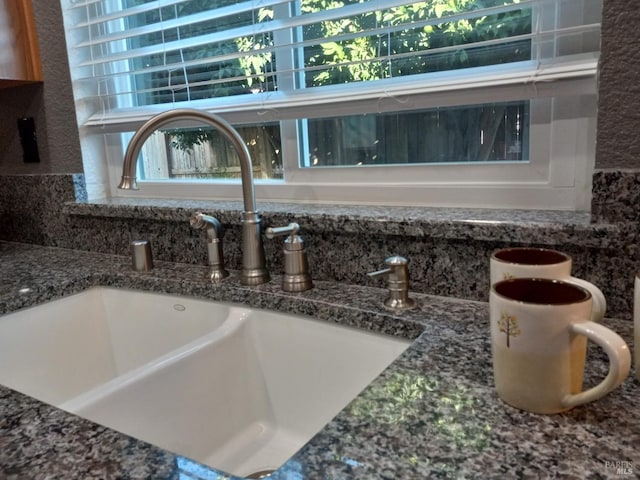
[118, 108, 270, 286]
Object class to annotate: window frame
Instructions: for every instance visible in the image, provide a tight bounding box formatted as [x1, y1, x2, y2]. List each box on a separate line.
[63, 0, 600, 210]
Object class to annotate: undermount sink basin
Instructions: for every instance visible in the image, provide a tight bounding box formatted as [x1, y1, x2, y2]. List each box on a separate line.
[0, 287, 410, 478]
[0, 287, 232, 405]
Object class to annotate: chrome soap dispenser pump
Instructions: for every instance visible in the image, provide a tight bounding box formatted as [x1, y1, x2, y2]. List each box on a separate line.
[368, 255, 417, 310]
[265, 222, 313, 292]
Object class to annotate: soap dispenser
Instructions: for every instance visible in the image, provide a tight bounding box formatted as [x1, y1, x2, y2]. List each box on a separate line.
[265, 222, 313, 292]
[368, 255, 416, 310]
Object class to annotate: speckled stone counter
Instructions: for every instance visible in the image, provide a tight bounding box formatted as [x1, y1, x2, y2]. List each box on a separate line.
[3, 173, 640, 318]
[1, 241, 639, 479]
[60, 198, 640, 319]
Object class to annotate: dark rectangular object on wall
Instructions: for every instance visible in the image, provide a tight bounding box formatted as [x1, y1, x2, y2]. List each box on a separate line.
[17, 116, 40, 163]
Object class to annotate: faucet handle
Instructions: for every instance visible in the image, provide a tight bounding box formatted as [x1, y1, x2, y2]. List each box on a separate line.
[265, 222, 305, 253]
[265, 222, 299, 241]
[368, 256, 416, 310]
[266, 222, 313, 292]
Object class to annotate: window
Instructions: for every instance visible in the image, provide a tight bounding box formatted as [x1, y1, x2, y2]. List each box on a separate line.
[61, 0, 601, 210]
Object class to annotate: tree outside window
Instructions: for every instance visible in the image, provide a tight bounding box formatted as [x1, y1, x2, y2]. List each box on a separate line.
[122, 0, 531, 181]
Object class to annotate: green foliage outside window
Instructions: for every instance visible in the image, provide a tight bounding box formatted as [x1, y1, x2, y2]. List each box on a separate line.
[300, 0, 530, 87]
[123, 0, 531, 166]
[125, 0, 530, 105]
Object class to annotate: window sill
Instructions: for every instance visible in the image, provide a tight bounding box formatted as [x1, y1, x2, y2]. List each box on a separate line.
[63, 197, 624, 248]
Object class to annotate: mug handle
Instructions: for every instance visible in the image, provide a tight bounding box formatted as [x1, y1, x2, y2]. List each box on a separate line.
[567, 276, 607, 322]
[561, 321, 630, 409]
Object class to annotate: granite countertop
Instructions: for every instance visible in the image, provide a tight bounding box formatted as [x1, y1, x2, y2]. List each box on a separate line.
[1, 241, 640, 479]
[64, 197, 629, 248]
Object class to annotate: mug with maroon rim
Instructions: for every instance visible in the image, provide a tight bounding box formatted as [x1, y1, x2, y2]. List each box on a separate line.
[490, 247, 606, 322]
[490, 277, 629, 414]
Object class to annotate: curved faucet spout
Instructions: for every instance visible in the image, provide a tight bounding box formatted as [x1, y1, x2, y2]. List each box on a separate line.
[119, 108, 257, 212]
[118, 108, 269, 285]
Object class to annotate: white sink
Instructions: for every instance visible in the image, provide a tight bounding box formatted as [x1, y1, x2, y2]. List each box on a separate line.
[0, 287, 411, 477]
[0, 287, 233, 405]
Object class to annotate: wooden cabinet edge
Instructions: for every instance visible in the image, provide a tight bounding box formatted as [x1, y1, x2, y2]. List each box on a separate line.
[0, 78, 42, 89]
[0, 0, 43, 87]
[16, 0, 43, 82]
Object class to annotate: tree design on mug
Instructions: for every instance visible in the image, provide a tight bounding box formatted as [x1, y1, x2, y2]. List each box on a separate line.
[502, 272, 515, 280]
[498, 311, 521, 348]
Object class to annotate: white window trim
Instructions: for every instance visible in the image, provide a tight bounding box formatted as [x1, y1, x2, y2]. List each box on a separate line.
[97, 60, 597, 210]
[101, 101, 595, 210]
[64, 0, 600, 211]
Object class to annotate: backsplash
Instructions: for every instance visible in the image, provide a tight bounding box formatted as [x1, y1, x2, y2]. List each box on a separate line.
[591, 170, 640, 223]
[0, 174, 86, 246]
[1, 172, 639, 319]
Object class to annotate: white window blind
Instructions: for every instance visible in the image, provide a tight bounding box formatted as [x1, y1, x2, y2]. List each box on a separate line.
[63, 0, 600, 128]
[61, 0, 602, 210]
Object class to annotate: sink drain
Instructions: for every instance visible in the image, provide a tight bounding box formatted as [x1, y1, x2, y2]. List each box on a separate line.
[246, 469, 276, 479]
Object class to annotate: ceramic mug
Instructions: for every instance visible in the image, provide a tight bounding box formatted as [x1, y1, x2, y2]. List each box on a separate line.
[490, 278, 630, 414]
[490, 247, 606, 322]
